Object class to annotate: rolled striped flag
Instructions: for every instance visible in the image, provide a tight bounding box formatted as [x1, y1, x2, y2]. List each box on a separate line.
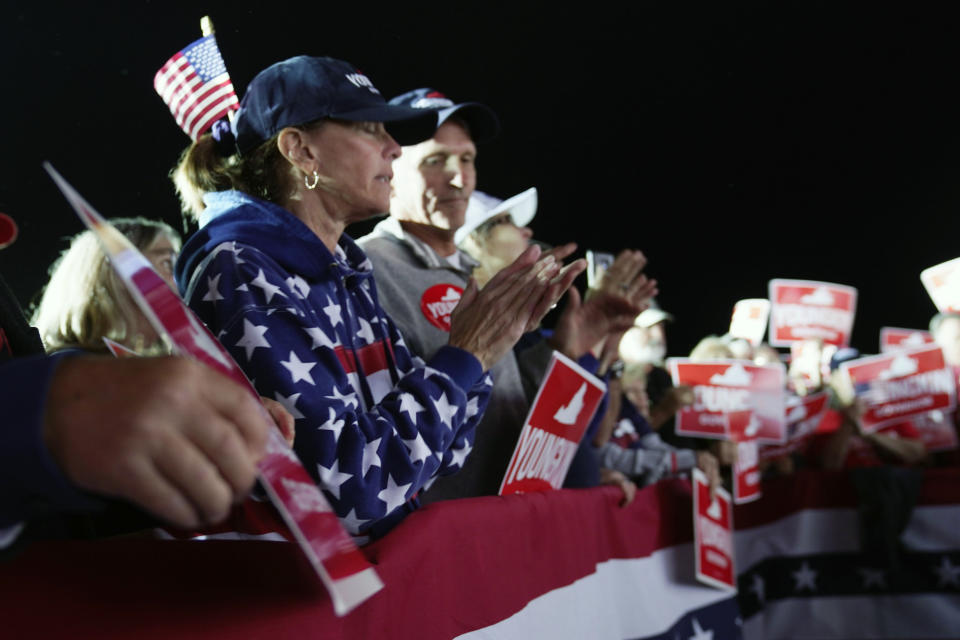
[154, 34, 239, 140]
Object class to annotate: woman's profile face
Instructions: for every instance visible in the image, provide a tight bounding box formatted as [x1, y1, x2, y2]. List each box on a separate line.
[145, 233, 178, 289]
[307, 121, 401, 221]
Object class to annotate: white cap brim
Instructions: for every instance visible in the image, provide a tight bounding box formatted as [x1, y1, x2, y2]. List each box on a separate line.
[456, 187, 538, 245]
[635, 308, 673, 328]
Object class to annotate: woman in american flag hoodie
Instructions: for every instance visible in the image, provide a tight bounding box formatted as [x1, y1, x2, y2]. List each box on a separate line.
[170, 56, 577, 539]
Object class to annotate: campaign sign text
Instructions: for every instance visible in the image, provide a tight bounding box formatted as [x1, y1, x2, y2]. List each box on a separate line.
[500, 352, 606, 495]
[769, 279, 857, 347]
[668, 359, 787, 443]
[840, 346, 956, 432]
[880, 327, 934, 353]
[693, 468, 736, 591]
[733, 438, 761, 504]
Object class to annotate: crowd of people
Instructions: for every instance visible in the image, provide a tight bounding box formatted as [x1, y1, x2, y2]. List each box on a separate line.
[2, 52, 957, 576]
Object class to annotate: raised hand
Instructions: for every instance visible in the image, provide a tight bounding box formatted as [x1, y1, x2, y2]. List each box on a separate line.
[550, 249, 658, 360]
[449, 244, 584, 371]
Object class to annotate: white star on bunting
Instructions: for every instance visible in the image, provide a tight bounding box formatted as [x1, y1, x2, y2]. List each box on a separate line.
[399, 393, 425, 423]
[377, 474, 412, 514]
[250, 269, 286, 303]
[361, 437, 382, 476]
[317, 460, 352, 500]
[235, 319, 270, 360]
[272, 391, 305, 420]
[935, 556, 960, 587]
[318, 407, 345, 440]
[858, 567, 886, 589]
[750, 573, 765, 604]
[281, 350, 317, 385]
[688, 618, 713, 640]
[433, 392, 459, 426]
[792, 561, 817, 591]
[202, 274, 224, 302]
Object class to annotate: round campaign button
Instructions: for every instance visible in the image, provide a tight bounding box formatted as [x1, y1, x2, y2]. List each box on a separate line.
[0, 213, 18, 250]
[419, 284, 464, 332]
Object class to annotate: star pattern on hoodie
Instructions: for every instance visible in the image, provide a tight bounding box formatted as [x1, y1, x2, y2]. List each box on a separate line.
[184, 222, 492, 533]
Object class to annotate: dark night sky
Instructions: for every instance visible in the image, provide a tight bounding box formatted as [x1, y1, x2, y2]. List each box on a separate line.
[3, 2, 960, 356]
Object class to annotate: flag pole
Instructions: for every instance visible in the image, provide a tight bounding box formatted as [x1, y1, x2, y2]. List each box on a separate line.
[200, 16, 234, 126]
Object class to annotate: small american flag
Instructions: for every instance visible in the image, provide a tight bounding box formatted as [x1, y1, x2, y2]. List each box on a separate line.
[154, 35, 239, 140]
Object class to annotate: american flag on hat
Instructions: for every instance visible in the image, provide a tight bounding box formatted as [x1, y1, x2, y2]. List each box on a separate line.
[154, 34, 239, 140]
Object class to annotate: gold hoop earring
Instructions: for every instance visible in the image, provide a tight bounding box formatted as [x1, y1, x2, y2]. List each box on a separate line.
[304, 171, 319, 190]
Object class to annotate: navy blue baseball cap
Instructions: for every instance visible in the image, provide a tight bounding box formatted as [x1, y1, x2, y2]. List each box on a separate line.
[233, 56, 437, 154]
[387, 88, 500, 144]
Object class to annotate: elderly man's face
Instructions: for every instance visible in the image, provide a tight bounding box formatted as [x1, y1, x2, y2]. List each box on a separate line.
[390, 120, 476, 231]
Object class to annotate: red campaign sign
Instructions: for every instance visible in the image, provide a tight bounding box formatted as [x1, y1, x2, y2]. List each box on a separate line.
[840, 346, 957, 432]
[759, 392, 829, 462]
[500, 352, 606, 496]
[921, 257, 960, 312]
[419, 284, 463, 332]
[725, 410, 762, 504]
[102, 337, 138, 358]
[788, 390, 831, 438]
[728, 298, 770, 346]
[768, 279, 857, 347]
[45, 164, 382, 616]
[693, 468, 736, 591]
[668, 359, 787, 443]
[733, 439, 761, 504]
[912, 410, 960, 452]
[880, 327, 934, 353]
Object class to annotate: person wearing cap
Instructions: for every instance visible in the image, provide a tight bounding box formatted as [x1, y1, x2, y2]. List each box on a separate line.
[619, 302, 673, 368]
[455, 188, 538, 288]
[169, 57, 576, 538]
[359, 93, 652, 500]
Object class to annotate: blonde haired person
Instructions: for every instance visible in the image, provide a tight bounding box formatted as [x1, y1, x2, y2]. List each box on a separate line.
[32, 218, 179, 355]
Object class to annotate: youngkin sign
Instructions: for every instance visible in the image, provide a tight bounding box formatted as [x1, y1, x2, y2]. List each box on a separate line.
[500, 352, 606, 495]
[839, 345, 957, 432]
[768, 279, 857, 347]
[879, 327, 934, 353]
[694, 468, 736, 591]
[668, 359, 786, 443]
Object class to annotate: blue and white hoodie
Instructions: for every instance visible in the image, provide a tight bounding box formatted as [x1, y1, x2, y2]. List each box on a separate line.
[175, 191, 491, 538]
